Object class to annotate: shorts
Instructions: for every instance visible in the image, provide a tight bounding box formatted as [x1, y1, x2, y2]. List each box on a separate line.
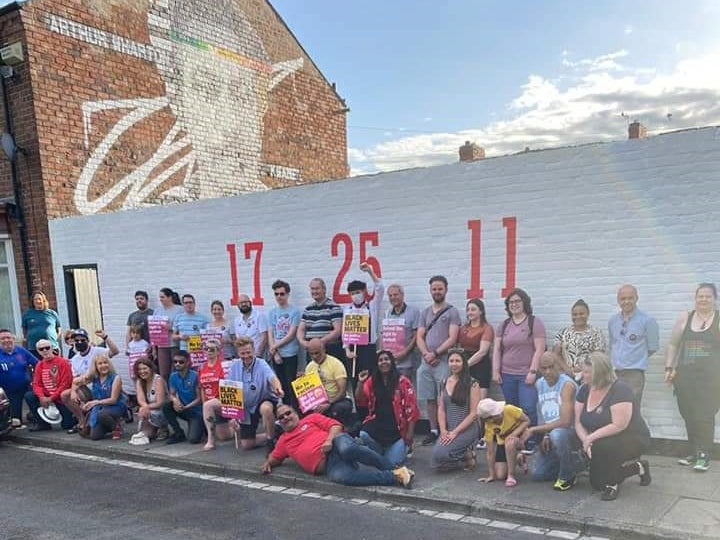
[239, 400, 276, 440]
[417, 359, 449, 400]
[148, 410, 168, 428]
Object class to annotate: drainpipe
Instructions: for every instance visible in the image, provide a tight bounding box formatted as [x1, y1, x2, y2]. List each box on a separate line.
[1, 66, 33, 303]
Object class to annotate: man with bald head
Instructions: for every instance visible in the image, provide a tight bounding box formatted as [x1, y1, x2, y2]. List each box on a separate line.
[608, 284, 659, 402]
[303, 339, 352, 425]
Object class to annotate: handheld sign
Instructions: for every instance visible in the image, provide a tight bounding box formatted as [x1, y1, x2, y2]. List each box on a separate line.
[188, 329, 223, 369]
[148, 315, 170, 347]
[342, 307, 370, 346]
[381, 318, 406, 355]
[219, 379, 244, 420]
[291, 372, 329, 414]
[127, 351, 145, 380]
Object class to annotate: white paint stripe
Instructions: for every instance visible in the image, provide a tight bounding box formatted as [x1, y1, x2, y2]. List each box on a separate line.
[12, 444, 602, 539]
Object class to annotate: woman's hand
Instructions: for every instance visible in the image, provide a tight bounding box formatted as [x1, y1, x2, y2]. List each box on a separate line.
[524, 371, 536, 386]
[357, 370, 369, 383]
[81, 400, 97, 412]
[492, 371, 502, 385]
[440, 430, 457, 446]
[664, 368, 676, 385]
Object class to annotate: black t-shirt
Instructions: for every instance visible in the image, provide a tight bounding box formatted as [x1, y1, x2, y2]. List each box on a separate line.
[363, 385, 400, 446]
[577, 380, 650, 438]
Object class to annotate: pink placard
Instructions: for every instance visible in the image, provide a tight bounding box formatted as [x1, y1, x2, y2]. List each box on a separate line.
[381, 318, 406, 355]
[148, 316, 170, 347]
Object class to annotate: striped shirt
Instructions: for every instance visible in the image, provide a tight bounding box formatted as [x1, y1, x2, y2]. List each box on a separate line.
[301, 298, 343, 341]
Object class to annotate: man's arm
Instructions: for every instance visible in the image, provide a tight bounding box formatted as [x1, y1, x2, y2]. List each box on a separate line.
[526, 381, 575, 438]
[261, 454, 284, 474]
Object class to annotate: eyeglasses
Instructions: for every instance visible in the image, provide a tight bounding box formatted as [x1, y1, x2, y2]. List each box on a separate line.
[204, 347, 218, 352]
[37, 346, 52, 352]
[620, 320, 628, 336]
[274, 292, 286, 297]
[277, 410, 293, 420]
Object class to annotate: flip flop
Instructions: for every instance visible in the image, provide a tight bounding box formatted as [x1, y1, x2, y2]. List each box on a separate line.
[505, 477, 518, 487]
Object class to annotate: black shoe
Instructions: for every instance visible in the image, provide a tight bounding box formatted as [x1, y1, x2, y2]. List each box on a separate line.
[601, 484, 619, 501]
[165, 431, 187, 445]
[421, 431, 438, 446]
[29, 424, 51, 432]
[639, 460, 652, 486]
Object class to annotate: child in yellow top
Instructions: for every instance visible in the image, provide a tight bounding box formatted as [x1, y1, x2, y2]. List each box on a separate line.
[476, 398, 529, 487]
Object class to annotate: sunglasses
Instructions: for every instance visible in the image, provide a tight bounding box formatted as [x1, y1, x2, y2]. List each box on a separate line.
[204, 347, 218, 352]
[274, 292, 287, 297]
[277, 410, 293, 420]
[37, 346, 52, 352]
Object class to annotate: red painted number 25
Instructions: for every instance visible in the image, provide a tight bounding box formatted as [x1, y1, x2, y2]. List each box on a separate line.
[331, 232, 382, 304]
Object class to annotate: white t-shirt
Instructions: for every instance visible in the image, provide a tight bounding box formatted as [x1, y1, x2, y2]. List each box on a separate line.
[232, 310, 269, 355]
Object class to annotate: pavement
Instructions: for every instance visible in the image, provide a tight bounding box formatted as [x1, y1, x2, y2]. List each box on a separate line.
[7, 426, 720, 540]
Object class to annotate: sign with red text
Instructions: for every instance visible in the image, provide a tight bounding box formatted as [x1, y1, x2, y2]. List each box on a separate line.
[219, 379, 244, 420]
[148, 316, 170, 347]
[381, 318, 406, 355]
[291, 372, 328, 414]
[342, 307, 370, 346]
[127, 351, 145, 380]
[188, 330, 224, 369]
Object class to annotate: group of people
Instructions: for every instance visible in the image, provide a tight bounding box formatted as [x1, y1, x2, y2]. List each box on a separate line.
[2, 276, 718, 500]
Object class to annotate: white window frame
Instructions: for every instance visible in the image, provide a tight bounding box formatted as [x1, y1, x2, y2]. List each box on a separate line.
[0, 235, 23, 336]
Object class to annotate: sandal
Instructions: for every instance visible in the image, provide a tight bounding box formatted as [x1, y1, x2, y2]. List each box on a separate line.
[464, 449, 477, 471]
[505, 476, 518, 487]
[202, 442, 216, 451]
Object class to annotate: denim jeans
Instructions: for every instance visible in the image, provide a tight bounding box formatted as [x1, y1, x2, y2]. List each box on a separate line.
[531, 427, 584, 482]
[24, 391, 76, 430]
[359, 431, 407, 468]
[501, 373, 538, 426]
[162, 401, 205, 443]
[325, 433, 396, 486]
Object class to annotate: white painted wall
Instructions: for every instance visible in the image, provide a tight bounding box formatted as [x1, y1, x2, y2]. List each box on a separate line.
[49, 126, 720, 441]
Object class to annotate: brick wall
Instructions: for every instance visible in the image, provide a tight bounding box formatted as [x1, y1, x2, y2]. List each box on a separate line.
[48, 126, 720, 442]
[15, 0, 346, 218]
[0, 7, 54, 307]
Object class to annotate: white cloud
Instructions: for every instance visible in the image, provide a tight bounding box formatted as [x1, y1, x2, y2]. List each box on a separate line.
[349, 48, 720, 175]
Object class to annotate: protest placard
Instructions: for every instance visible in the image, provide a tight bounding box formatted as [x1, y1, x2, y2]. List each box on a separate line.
[381, 318, 406, 355]
[342, 307, 370, 346]
[148, 315, 170, 347]
[291, 372, 329, 414]
[219, 379, 244, 420]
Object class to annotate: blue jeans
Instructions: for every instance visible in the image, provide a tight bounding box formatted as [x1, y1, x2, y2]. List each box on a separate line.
[501, 373, 538, 426]
[531, 428, 584, 482]
[359, 431, 407, 468]
[24, 391, 75, 430]
[325, 434, 396, 486]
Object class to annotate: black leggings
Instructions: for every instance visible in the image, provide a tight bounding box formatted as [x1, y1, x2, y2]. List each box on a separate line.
[674, 363, 720, 456]
[589, 431, 648, 489]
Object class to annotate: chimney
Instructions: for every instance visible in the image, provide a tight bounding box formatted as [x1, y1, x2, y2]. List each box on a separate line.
[628, 121, 647, 140]
[459, 141, 485, 162]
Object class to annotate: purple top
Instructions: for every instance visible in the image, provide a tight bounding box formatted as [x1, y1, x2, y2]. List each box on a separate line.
[497, 316, 546, 375]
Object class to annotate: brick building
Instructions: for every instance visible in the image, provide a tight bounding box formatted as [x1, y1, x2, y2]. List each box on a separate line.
[49, 126, 720, 443]
[0, 0, 348, 333]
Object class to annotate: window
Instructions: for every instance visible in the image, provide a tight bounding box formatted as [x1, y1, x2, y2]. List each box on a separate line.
[0, 238, 22, 335]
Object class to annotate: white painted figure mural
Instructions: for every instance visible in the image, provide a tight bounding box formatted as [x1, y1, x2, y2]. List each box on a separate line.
[46, 0, 303, 215]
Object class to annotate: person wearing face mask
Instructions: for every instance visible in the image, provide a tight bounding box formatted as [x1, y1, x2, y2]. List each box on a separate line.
[343, 263, 384, 420]
[60, 328, 121, 432]
[231, 294, 269, 359]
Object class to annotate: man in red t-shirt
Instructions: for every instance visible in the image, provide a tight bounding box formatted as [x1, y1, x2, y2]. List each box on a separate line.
[24, 339, 75, 431]
[261, 404, 415, 488]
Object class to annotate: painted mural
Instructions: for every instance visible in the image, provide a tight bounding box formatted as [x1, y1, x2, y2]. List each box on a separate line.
[45, 0, 303, 215]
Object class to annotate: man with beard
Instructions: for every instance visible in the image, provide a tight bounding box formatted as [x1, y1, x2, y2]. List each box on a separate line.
[125, 290, 154, 346]
[416, 275, 461, 445]
[231, 294, 268, 359]
[261, 404, 415, 488]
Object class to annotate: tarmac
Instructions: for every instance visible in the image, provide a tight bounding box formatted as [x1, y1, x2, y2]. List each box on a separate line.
[7, 425, 720, 540]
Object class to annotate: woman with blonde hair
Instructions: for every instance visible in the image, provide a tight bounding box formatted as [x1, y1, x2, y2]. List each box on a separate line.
[74, 355, 128, 440]
[575, 352, 651, 501]
[22, 291, 62, 359]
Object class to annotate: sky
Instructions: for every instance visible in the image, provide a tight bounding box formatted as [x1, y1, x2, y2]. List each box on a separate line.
[270, 0, 720, 175]
[3, 1, 720, 176]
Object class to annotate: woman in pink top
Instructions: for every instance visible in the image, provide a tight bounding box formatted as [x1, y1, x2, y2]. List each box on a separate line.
[492, 288, 546, 433]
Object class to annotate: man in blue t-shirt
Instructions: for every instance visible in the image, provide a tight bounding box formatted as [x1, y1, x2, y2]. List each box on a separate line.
[523, 351, 582, 491]
[172, 294, 209, 352]
[0, 329, 38, 427]
[267, 279, 301, 409]
[162, 350, 204, 444]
